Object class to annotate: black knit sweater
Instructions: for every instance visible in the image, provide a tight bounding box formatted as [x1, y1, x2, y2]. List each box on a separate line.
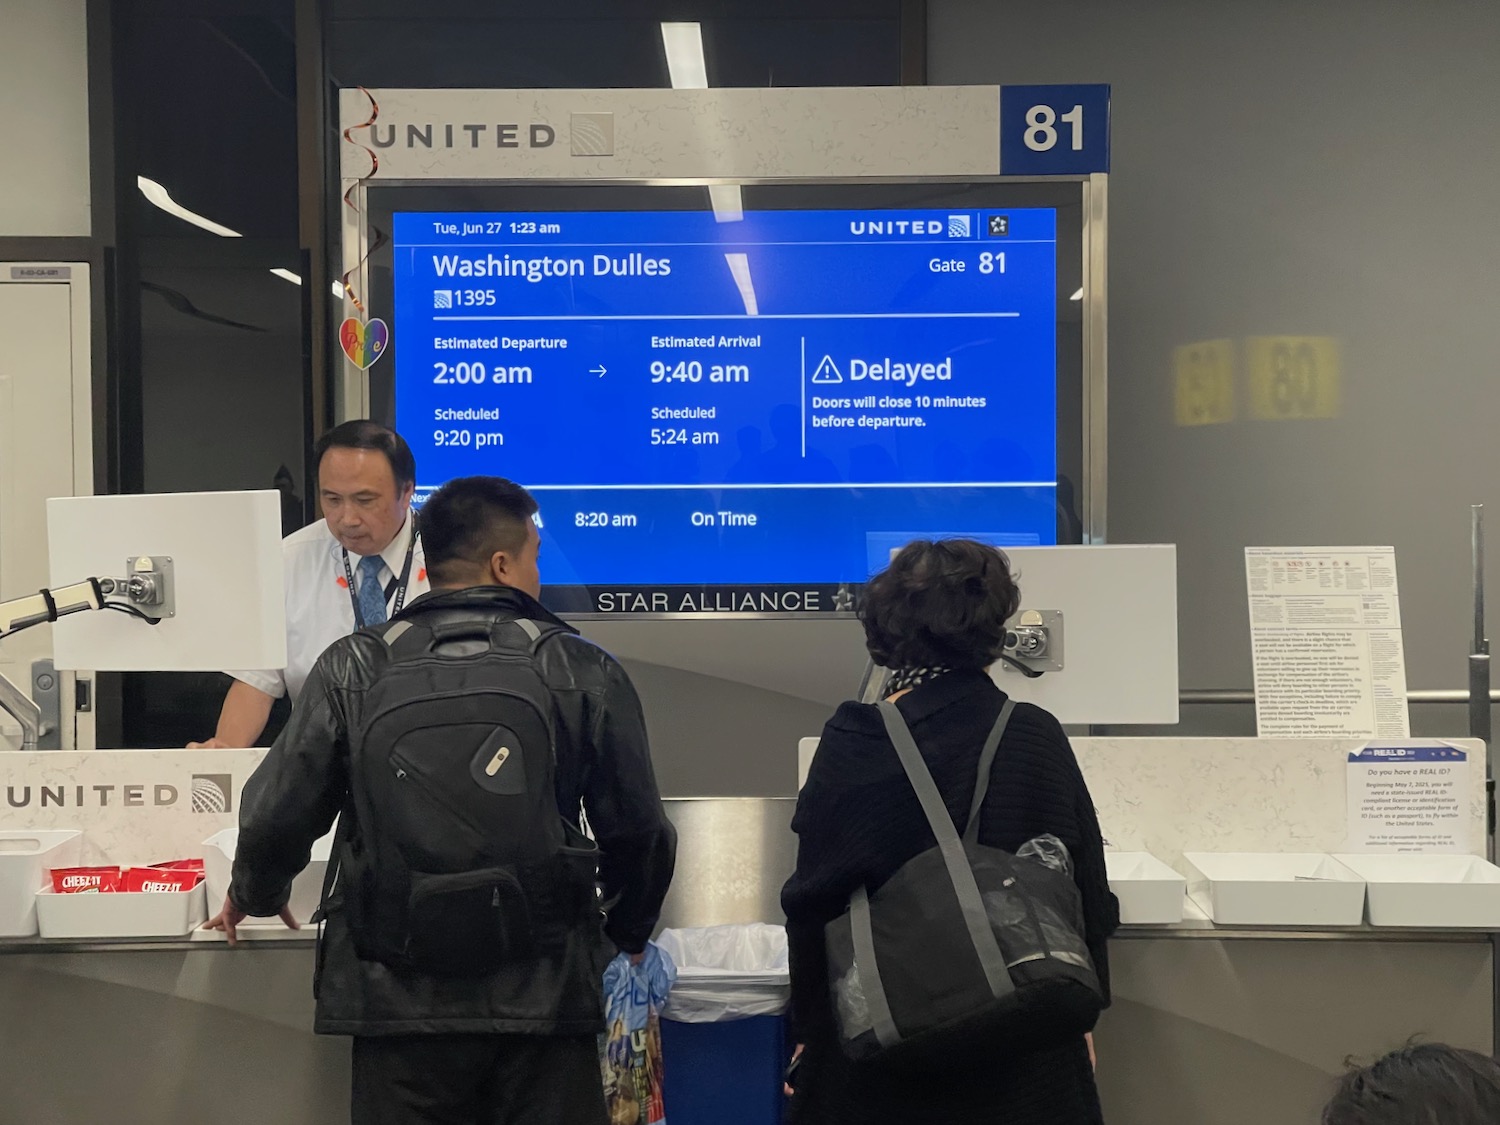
[781, 670, 1119, 1125]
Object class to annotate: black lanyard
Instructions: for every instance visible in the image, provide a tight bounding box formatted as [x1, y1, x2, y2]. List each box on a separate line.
[341, 516, 418, 630]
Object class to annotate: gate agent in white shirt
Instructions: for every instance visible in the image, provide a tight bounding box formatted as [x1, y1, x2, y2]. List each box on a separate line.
[190, 421, 430, 748]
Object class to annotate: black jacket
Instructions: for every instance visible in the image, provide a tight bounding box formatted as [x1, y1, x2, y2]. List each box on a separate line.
[229, 585, 677, 1038]
[781, 671, 1117, 1125]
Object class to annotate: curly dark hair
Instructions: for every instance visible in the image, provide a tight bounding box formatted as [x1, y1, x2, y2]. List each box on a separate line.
[861, 539, 1021, 671]
[1323, 1043, 1500, 1124]
[1326, 1044, 1500, 1122]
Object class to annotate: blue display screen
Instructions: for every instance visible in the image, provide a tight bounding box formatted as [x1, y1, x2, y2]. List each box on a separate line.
[392, 208, 1060, 599]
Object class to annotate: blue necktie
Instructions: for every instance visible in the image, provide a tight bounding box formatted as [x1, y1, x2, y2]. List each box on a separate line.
[357, 554, 387, 626]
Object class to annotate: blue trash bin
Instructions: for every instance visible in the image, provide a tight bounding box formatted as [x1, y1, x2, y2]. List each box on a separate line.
[655, 924, 791, 1125]
[661, 1014, 788, 1125]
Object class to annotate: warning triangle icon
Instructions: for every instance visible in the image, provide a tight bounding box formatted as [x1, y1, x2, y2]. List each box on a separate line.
[811, 355, 843, 384]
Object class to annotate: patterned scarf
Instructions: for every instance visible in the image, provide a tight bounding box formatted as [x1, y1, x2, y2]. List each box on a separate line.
[885, 665, 952, 694]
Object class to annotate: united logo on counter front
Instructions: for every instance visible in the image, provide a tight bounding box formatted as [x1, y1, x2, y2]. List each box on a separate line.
[4, 774, 235, 811]
[190, 774, 233, 813]
[543, 584, 860, 616]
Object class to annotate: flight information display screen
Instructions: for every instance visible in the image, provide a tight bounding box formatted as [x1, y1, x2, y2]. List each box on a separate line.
[392, 207, 1060, 613]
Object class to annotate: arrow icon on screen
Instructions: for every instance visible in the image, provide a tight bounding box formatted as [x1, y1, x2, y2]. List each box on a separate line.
[590, 365, 607, 377]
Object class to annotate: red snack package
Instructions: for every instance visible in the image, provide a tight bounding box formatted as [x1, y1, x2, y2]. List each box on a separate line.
[149, 858, 206, 874]
[50, 866, 122, 894]
[120, 867, 202, 894]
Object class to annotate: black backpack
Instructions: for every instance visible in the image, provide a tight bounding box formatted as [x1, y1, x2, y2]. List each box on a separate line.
[824, 699, 1104, 1071]
[338, 615, 602, 978]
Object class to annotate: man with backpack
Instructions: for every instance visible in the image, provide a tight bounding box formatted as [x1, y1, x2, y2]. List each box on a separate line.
[208, 475, 677, 1125]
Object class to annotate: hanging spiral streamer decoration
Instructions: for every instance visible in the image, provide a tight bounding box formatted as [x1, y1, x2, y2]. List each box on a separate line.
[340, 86, 389, 316]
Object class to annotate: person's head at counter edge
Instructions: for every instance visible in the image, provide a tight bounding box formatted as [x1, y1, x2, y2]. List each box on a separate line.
[314, 420, 417, 557]
[861, 537, 1021, 675]
[1323, 1042, 1500, 1125]
[419, 475, 542, 599]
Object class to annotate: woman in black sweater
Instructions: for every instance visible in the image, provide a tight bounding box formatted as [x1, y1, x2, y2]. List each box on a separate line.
[781, 539, 1118, 1125]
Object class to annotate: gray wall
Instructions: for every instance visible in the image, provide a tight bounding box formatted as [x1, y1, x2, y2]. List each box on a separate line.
[0, 0, 90, 236]
[588, 618, 868, 798]
[932, 0, 1500, 733]
[624, 2, 1500, 791]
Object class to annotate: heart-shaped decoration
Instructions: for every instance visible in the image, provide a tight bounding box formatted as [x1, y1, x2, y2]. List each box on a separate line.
[340, 317, 389, 370]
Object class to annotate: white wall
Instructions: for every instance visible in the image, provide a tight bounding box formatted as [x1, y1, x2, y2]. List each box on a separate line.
[932, 0, 1500, 723]
[0, 0, 90, 236]
[0, 273, 93, 750]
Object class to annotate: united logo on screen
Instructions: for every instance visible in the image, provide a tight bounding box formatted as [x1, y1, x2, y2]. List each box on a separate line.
[947, 214, 971, 238]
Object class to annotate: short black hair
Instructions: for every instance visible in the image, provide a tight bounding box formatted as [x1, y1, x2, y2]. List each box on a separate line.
[861, 539, 1021, 671]
[1323, 1044, 1500, 1125]
[313, 420, 416, 490]
[419, 476, 538, 586]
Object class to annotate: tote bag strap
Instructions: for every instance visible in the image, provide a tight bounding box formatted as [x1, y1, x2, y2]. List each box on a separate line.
[963, 699, 1017, 847]
[876, 700, 1016, 1001]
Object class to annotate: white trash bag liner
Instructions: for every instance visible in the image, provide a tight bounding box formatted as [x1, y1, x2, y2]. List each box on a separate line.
[654, 923, 790, 1022]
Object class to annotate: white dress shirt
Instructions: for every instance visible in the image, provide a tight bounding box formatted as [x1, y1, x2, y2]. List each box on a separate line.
[229, 515, 428, 702]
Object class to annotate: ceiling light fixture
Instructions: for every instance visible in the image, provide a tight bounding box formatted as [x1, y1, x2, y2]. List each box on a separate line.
[661, 22, 708, 89]
[709, 184, 744, 224]
[724, 252, 759, 316]
[138, 176, 241, 238]
[139, 177, 346, 299]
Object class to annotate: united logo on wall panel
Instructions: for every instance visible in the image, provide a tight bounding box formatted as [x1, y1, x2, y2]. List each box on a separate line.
[570, 112, 615, 156]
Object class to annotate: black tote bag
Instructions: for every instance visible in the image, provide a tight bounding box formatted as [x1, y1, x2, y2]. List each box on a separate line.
[824, 699, 1104, 1072]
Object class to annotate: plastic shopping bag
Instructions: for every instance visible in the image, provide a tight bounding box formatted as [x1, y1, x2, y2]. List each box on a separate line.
[600, 943, 677, 1125]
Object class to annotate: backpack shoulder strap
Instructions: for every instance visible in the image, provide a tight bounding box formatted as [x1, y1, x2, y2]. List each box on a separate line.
[962, 699, 1018, 847]
[372, 617, 439, 660]
[381, 620, 417, 650]
[376, 615, 562, 658]
[511, 617, 570, 655]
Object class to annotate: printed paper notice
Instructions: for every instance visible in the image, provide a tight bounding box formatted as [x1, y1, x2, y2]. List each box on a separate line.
[1246, 547, 1410, 738]
[1346, 745, 1470, 853]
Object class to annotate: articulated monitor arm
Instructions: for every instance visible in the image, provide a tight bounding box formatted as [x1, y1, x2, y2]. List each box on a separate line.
[0, 568, 171, 750]
[0, 580, 106, 751]
[0, 580, 107, 638]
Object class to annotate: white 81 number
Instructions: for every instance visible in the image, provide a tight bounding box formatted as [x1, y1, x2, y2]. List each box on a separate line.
[1024, 104, 1085, 153]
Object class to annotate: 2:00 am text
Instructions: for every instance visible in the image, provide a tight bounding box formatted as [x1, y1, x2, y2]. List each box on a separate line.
[433, 361, 533, 385]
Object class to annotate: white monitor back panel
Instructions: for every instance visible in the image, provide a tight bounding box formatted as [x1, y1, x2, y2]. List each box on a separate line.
[800, 544, 1179, 788]
[993, 545, 1178, 725]
[47, 491, 286, 672]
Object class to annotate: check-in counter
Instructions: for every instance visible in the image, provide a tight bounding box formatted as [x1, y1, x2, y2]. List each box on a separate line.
[1, 744, 1494, 1125]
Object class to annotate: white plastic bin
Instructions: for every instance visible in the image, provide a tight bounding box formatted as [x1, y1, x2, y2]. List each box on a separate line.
[201, 827, 334, 926]
[1333, 854, 1500, 928]
[36, 882, 207, 939]
[655, 923, 790, 1022]
[0, 830, 83, 937]
[1183, 852, 1366, 927]
[1106, 851, 1187, 925]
